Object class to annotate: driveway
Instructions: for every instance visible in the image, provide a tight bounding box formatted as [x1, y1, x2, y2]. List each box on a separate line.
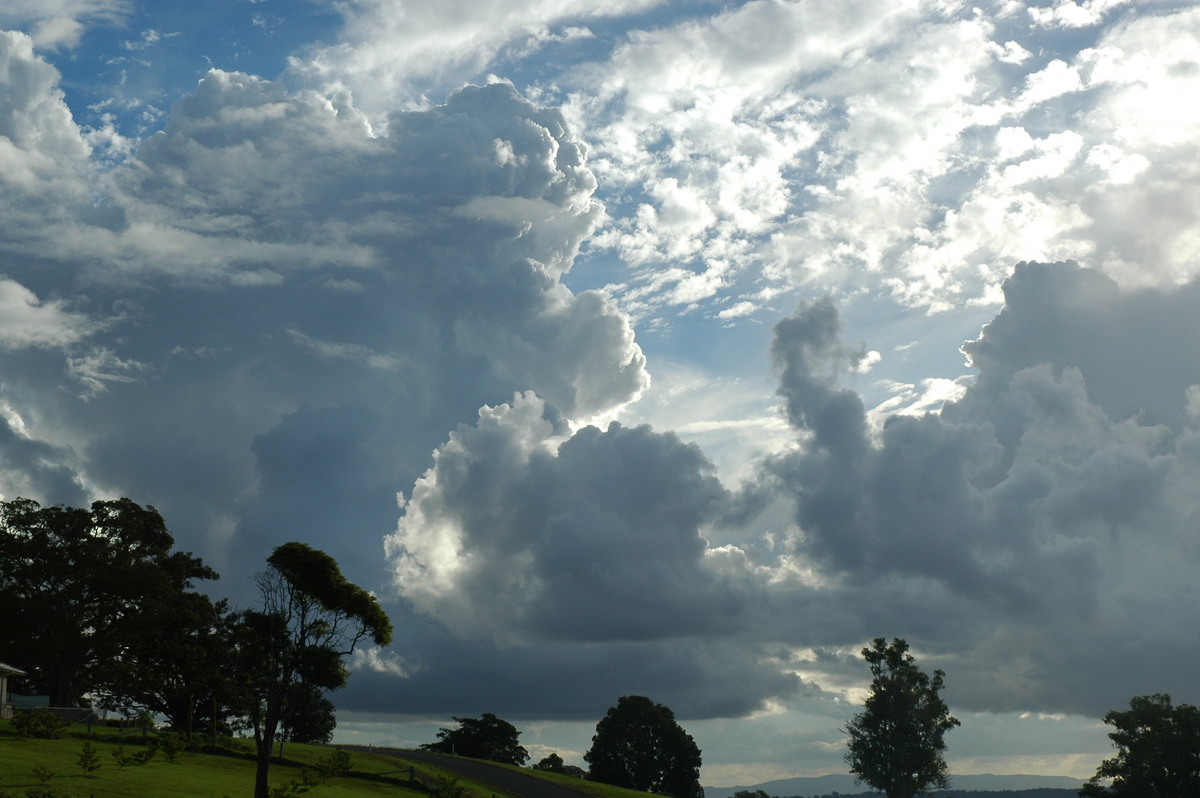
[355, 747, 593, 798]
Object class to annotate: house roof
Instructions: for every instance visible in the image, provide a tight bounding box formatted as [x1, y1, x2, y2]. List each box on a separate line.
[0, 661, 27, 676]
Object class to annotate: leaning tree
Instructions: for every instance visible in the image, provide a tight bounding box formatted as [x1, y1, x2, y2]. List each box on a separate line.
[231, 541, 392, 798]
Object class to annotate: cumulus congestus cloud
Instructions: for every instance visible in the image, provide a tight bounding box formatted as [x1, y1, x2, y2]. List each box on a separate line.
[388, 261, 1200, 719]
[387, 391, 747, 642]
[0, 35, 647, 585]
[757, 261, 1200, 716]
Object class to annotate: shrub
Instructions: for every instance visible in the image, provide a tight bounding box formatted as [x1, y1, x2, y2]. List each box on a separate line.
[112, 746, 132, 768]
[131, 745, 158, 765]
[157, 733, 188, 763]
[12, 710, 70, 740]
[431, 777, 467, 798]
[317, 748, 351, 778]
[269, 747, 354, 797]
[77, 741, 102, 777]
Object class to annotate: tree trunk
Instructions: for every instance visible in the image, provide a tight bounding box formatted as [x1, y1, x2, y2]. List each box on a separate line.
[50, 667, 77, 707]
[253, 713, 279, 798]
[254, 735, 272, 798]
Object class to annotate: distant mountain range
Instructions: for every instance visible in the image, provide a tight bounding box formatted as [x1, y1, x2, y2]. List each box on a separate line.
[703, 773, 1086, 798]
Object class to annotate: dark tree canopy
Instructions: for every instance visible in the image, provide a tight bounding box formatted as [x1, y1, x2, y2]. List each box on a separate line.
[534, 753, 586, 779]
[844, 637, 960, 798]
[421, 712, 529, 766]
[585, 695, 704, 798]
[1080, 693, 1200, 798]
[235, 541, 393, 798]
[280, 682, 337, 745]
[97, 596, 238, 739]
[0, 497, 217, 707]
[534, 753, 567, 772]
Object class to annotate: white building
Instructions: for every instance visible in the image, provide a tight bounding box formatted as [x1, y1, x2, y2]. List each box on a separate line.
[0, 661, 26, 719]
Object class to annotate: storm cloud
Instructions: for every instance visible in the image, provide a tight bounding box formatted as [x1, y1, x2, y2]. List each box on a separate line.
[387, 260, 1200, 719]
[3, 0, 1200, 784]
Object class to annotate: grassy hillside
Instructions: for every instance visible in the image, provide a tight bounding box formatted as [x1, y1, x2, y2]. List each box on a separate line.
[0, 724, 424, 797]
[0, 718, 516, 797]
[0, 718, 652, 798]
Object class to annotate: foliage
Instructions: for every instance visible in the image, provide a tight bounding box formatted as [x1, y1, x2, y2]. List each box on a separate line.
[561, 764, 590, 779]
[421, 712, 529, 765]
[280, 682, 338, 744]
[585, 695, 704, 798]
[534, 754, 588, 779]
[0, 497, 218, 708]
[269, 748, 354, 798]
[535, 752, 566, 772]
[430, 777, 468, 798]
[731, 791, 774, 798]
[1079, 693, 1200, 797]
[77, 740, 102, 776]
[844, 637, 960, 798]
[31, 764, 54, 786]
[112, 746, 132, 769]
[158, 732, 189, 763]
[111, 742, 160, 768]
[232, 541, 393, 798]
[98, 596, 239, 739]
[12, 710, 70, 740]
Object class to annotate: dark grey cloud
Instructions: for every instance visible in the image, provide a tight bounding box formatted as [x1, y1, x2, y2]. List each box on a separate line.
[767, 261, 1200, 715]
[342, 626, 805, 722]
[387, 391, 753, 643]
[386, 260, 1200, 720]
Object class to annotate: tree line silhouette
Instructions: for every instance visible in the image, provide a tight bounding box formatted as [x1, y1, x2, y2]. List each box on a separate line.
[0, 497, 390, 798]
[3, 499, 1197, 798]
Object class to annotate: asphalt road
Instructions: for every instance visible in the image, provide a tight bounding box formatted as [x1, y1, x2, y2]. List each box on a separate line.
[352, 747, 592, 797]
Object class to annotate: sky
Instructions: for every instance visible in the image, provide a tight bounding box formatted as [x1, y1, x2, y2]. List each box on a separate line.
[1, 0, 1199, 788]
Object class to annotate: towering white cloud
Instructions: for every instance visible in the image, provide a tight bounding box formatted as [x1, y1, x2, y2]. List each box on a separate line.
[0, 38, 647, 586]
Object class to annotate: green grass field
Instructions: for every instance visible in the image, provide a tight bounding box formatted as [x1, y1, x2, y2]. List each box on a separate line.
[0, 720, 486, 797]
[0, 719, 652, 798]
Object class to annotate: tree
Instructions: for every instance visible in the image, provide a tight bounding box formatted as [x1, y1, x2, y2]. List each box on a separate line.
[0, 497, 218, 707]
[232, 541, 392, 798]
[421, 712, 529, 765]
[280, 682, 338, 745]
[844, 637, 960, 798]
[585, 695, 704, 798]
[95, 597, 239, 738]
[1079, 693, 1200, 797]
[534, 753, 586, 778]
[534, 753, 567, 772]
